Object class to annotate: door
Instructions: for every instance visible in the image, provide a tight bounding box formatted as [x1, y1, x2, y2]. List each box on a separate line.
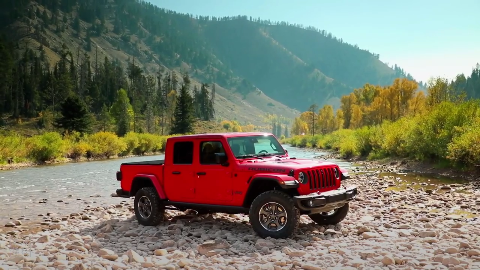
[163, 140, 196, 202]
[195, 140, 233, 204]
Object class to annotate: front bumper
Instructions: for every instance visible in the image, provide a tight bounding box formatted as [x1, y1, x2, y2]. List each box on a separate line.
[293, 186, 358, 213]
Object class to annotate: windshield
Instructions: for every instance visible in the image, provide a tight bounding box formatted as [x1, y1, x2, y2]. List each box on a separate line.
[227, 135, 286, 158]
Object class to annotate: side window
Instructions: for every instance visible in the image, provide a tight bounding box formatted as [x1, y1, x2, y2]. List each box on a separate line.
[200, 141, 225, 164]
[173, 141, 193, 164]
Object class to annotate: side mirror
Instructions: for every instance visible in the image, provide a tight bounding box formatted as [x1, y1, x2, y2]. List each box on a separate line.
[215, 153, 229, 166]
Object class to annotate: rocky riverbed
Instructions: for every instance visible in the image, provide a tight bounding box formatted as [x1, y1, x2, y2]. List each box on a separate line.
[1, 173, 480, 270]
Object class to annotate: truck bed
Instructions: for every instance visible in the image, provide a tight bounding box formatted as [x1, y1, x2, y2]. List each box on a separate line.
[121, 160, 165, 166]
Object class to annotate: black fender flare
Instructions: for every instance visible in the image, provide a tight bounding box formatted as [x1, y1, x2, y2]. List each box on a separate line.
[243, 174, 299, 206]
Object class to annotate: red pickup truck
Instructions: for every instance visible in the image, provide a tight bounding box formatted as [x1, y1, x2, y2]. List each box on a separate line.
[115, 132, 357, 239]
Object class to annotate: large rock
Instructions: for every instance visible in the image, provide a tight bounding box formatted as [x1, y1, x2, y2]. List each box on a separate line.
[125, 249, 145, 263]
[197, 240, 230, 255]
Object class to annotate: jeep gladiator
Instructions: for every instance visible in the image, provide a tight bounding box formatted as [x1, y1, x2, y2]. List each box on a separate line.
[115, 132, 357, 238]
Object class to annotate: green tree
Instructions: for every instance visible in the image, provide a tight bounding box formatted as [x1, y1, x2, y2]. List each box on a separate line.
[110, 89, 133, 136]
[54, 94, 92, 134]
[73, 15, 81, 35]
[98, 103, 114, 132]
[170, 75, 195, 134]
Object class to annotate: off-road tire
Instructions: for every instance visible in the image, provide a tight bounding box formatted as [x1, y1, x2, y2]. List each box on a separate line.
[308, 203, 349, 225]
[249, 190, 300, 239]
[134, 187, 164, 226]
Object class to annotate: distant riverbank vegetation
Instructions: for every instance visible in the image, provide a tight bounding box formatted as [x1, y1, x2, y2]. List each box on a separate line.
[0, 44, 278, 166]
[285, 67, 480, 169]
[0, 131, 170, 164]
[0, 118, 260, 165]
[0, 119, 269, 165]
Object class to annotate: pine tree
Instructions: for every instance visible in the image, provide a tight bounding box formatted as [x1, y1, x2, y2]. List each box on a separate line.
[54, 94, 92, 134]
[98, 103, 113, 132]
[145, 75, 156, 133]
[170, 74, 195, 134]
[110, 89, 133, 136]
[73, 15, 81, 35]
[194, 83, 214, 121]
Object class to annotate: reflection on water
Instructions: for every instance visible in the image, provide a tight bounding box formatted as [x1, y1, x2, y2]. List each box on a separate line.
[380, 172, 470, 194]
[0, 144, 471, 223]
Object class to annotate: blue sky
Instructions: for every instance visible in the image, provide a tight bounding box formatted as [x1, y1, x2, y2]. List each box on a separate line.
[149, 0, 480, 84]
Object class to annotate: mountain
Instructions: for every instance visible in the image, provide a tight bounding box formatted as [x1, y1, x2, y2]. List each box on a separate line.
[0, 0, 421, 128]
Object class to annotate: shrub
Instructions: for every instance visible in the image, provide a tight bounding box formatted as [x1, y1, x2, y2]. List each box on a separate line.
[447, 117, 480, 167]
[134, 133, 157, 155]
[153, 135, 169, 152]
[122, 132, 139, 156]
[26, 132, 65, 162]
[86, 132, 126, 158]
[285, 101, 480, 169]
[0, 133, 27, 164]
[68, 141, 90, 160]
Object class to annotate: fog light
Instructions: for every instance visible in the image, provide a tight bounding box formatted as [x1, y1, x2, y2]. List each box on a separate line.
[308, 200, 314, 207]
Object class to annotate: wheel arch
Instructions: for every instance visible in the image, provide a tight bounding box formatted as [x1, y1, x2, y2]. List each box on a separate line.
[243, 177, 299, 208]
[131, 174, 166, 199]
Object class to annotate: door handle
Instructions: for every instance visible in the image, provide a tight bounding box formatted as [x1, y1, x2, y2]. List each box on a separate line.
[197, 172, 206, 175]
[172, 171, 181, 175]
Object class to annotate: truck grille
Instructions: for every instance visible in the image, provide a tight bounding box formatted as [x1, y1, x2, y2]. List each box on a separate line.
[307, 167, 337, 190]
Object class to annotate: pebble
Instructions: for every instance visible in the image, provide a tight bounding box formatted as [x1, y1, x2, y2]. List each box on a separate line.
[0, 167, 479, 270]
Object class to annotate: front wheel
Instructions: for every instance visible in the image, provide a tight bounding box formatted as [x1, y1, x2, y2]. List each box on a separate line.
[134, 187, 164, 226]
[249, 190, 299, 239]
[308, 203, 349, 225]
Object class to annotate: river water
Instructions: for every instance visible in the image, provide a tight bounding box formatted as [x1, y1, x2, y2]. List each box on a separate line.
[0, 145, 465, 224]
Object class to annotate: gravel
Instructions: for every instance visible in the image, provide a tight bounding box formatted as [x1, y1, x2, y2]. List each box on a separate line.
[1, 172, 480, 270]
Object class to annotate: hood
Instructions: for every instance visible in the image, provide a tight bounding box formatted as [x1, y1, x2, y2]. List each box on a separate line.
[237, 156, 339, 173]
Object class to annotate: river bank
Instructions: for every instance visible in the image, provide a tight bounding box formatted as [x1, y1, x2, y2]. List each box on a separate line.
[0, 131, 171, 172]
[0, 151, 165, 171]
[1, 168, 480, 269]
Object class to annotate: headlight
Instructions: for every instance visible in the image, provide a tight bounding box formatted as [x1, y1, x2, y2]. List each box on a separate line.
[334, 168, 339, 178]
[298, 172, 308, 184]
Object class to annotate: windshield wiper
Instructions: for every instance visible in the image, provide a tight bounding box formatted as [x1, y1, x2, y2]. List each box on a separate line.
[257, 153, 285, 157]
[236, 154, 263, 159]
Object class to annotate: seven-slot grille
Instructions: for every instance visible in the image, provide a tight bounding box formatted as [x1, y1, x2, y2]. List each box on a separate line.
[307, 167, 337, 190]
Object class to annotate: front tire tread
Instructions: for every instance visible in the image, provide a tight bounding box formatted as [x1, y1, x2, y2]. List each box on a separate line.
[249, 190, 300, 239]
[133, 187, 164, 226]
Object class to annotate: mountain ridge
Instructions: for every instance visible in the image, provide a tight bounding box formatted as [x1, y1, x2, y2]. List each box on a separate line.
[0, 0, 423, 126]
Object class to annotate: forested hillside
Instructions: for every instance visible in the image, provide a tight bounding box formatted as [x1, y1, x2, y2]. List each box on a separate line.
[0, 0, 298, 133]
[0, 0, 424, 132]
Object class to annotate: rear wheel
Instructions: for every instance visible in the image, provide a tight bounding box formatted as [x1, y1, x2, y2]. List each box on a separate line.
[249, 190, 299, 239]
[134, 187, 164, 226]
[308, 203, 349, 225]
